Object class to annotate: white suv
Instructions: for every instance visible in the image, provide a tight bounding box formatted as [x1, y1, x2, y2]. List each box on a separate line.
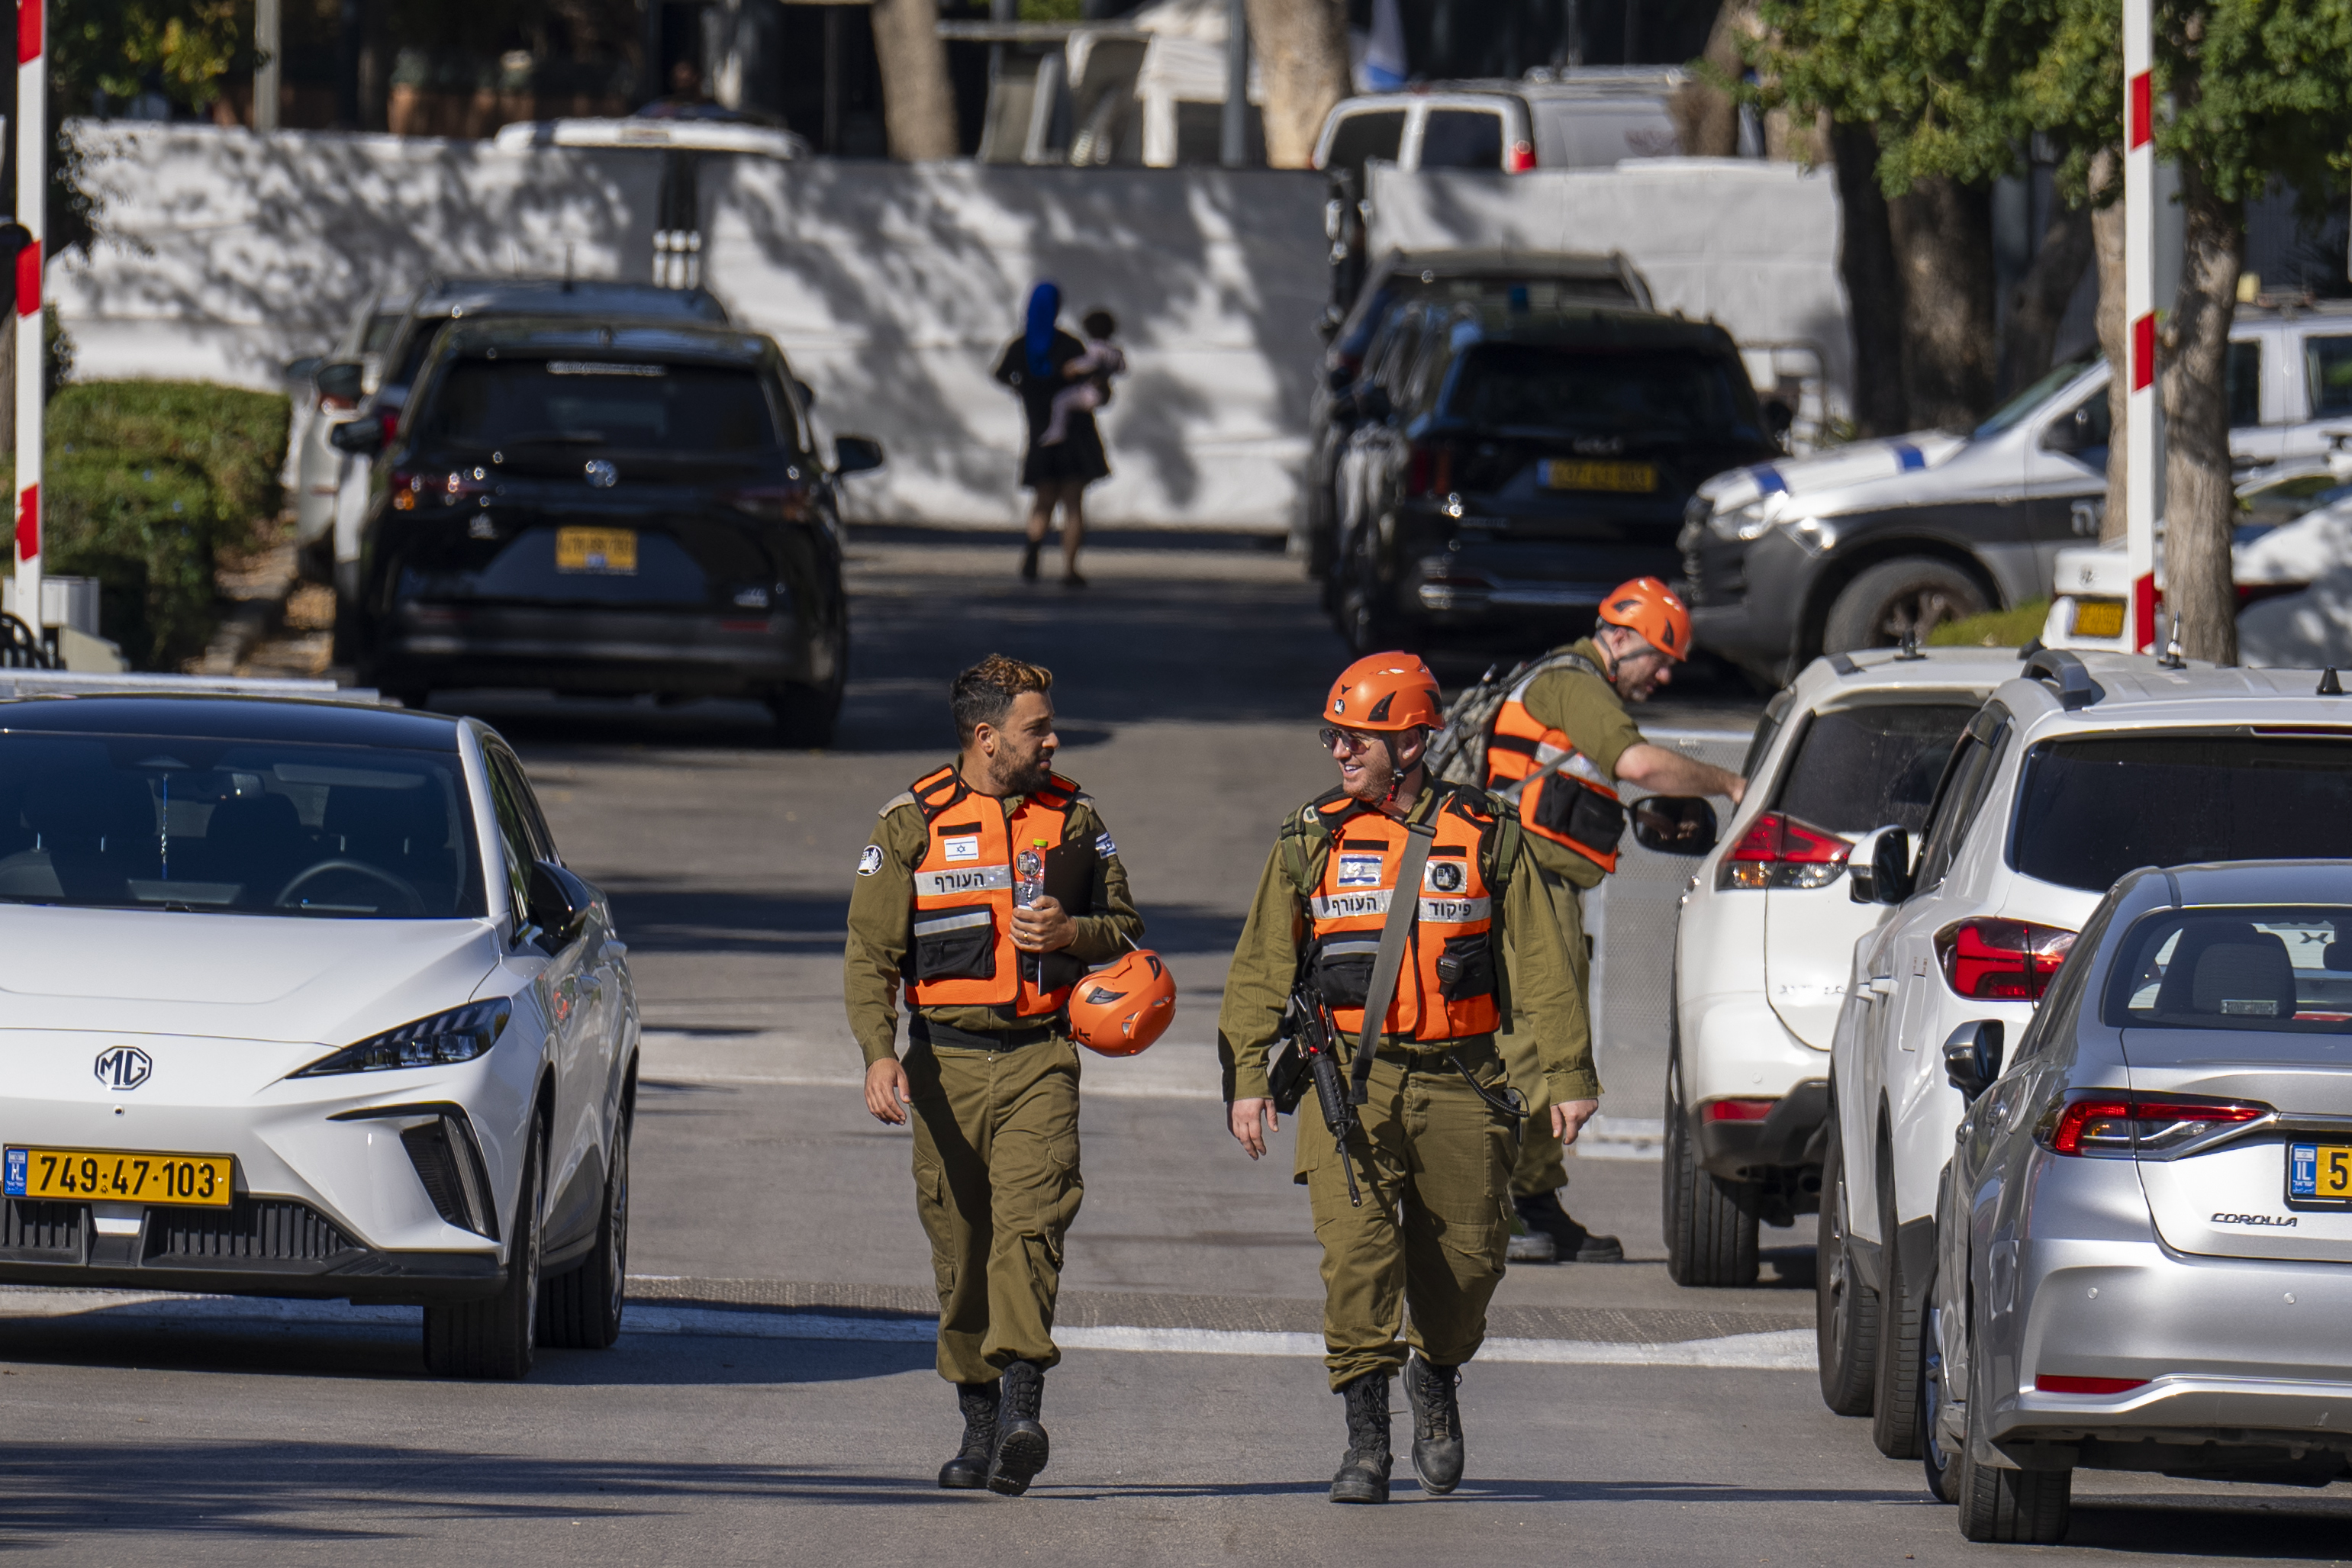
[1820, 649, 2352, 1462]
[1667, 646, 2020, 1286]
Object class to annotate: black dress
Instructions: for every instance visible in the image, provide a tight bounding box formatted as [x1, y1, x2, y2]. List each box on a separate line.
[994, 330, 1110, 488]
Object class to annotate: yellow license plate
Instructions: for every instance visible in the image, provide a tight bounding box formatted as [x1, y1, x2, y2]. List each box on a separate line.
[1542, 459, 1658, 494]
[555, 526, 637, 575]
[4, 1146, 234, 1207]
[2290, 1142, 2352, 1203]
[2070, 598, 2125, 639]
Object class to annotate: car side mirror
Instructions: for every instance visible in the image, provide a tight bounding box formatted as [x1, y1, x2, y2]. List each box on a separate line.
[2042, 405, 2097, 456]
[526, 859, 595, 948]
[1847, 824, 1912, 905]
[284, 355, 323, 385]
[1942, 1019, 2005, 1102]
[314, 359, 365, 406]
[833, 435, 884, 475]
[1356, 385, 1394, 423]
[793, 377, 817, 409]
[329, 417, 384, 456]
[1631, 794, 1718, 855]
[1762, 397, 1794, 444]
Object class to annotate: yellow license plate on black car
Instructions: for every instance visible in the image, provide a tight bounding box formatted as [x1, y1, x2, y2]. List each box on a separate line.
[1541, 459, 1658, 494]
[556, 526, 637, 575]
[3, 1146, 233, 1206]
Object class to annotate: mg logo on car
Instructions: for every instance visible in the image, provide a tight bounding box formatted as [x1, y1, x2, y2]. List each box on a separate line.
[93, 1046, 152, 1091]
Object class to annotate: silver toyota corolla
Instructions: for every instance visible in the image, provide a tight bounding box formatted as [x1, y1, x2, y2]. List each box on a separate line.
[1921, 858, 2352, 1544]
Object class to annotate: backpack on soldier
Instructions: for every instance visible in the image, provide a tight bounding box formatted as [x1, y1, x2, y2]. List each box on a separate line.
[1425, 647, 1604, 788]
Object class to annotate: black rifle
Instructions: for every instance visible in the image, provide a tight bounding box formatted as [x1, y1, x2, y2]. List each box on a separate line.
[1270, 986, 1364, 1208]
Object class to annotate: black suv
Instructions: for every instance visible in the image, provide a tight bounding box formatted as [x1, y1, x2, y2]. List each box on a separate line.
[1328, 301, 1780, 652]
[336, 318, 876, 742]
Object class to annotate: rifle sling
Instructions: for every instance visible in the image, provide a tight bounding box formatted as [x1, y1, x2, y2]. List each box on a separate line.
[1349, 815, 1436, 1106]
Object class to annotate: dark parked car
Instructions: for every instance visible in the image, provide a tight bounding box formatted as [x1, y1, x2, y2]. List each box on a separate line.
[1327, 301, 1781, 653]
[335, 317, 875, 743]
[1299, 248, 1654, 595]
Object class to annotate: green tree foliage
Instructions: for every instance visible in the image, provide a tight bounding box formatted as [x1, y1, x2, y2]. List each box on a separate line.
[54, 0, 255, 112]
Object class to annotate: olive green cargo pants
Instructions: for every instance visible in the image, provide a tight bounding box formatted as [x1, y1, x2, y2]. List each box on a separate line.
[1296, 1036, 1516, 1389]
[904, 1035, 1084, 1384]
[1500, 866, 1589, 1197]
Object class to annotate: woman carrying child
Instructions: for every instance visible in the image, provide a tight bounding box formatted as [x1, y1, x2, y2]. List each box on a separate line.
[992, 281, 1120, 587]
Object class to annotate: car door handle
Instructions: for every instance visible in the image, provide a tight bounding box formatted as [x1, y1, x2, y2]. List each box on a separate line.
[1865, 976, 1899, 996]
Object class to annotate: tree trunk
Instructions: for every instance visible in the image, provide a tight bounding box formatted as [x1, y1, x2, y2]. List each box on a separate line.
[1244, 0, 1350, 169]
[1887, 175, 1996, 430]
[2161, 161, 2245, 665]
[1997, 201, 2093, 399]
[1671, 1, 1748, 157]
[870, 0, 959, 160]
[1828, 121, 1909, 436]
[2090, 150, 2128, 546]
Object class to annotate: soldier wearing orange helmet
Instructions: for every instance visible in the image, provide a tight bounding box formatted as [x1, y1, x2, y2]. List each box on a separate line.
[1218, 652, 1593, 1505]
[1482, 578, 1746, 1264]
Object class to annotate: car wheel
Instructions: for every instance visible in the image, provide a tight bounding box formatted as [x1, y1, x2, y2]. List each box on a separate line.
[1335, 534, 1406, 655]
[1820, 558, 1988, 653]
[540, 1109, 629, 1351]
[1919, 1308, 1961, 1503]
[768, 681, 840, 748]
[1955, 1311, 2071, 1543]
[423, 1118, 544, 1380]
[1662, 1054, 1760, 1287]
[1871, 1160, 1925, 1458]
[1816, 1106, 1880, 1416]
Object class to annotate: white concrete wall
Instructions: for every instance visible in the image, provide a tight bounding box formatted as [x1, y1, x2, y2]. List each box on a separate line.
[1367, 158, 1854, 420]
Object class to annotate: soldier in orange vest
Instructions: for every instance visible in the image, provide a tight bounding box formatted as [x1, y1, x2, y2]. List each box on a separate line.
[845, 653, 1143, 1497]
[1482, 578, 1746, 1261]
[1219, 652, 1594, 1504]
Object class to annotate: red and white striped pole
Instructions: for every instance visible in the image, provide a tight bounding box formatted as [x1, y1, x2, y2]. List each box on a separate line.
[2124, 0, 2157, 652]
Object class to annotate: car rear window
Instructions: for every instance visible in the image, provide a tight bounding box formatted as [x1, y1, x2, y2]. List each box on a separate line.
[2104, 906, 2352, 1031]
[421, 359, 780, 453]
[1772, 703, 1976, 834]
[1443, 342, 1765, 442]
[0, 735, 485, 919]
[1422, 109, 1503, 169]
[1324, 108, 1405, 178]
[2012, 736, 2352, 892]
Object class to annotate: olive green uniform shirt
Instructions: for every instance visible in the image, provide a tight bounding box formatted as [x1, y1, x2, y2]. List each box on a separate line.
[1215, 780, 1601, 1106]
[843, 765, 1144, 1065]
[1516, 637, 1647, 888]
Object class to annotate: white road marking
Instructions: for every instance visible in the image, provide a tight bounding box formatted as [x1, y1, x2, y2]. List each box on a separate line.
[0, 1289, 1815, 1369]
[640, 1029, 1222, 1100]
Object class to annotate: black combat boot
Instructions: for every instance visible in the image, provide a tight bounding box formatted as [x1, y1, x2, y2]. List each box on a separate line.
[1514, 1190, 1624, 1262]
[1403, 1354, 1465, 1494]
[1329, 1371, 1393, 1505]
[986, 1359, 1051, 1496]
[937, 1380, 999, 1489]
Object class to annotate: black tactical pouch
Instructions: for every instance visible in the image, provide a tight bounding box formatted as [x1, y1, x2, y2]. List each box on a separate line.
[1310, 938, 1381, 1010]
[910, 906, 995, 982]
[1268, 1042, 1310, 1114]
[1534, 776, 1625, 854]
[1434, 932, 1496, 1000]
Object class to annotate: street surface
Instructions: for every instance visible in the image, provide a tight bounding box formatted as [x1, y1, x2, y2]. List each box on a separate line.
[2, 530, 2341, 1563]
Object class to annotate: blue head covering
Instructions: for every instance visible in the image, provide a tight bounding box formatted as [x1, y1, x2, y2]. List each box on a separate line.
[1024, 281, 1061, 378]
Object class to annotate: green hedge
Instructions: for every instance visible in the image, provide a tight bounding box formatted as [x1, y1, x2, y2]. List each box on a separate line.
[1927, 598, 2051, 649]
[2, 382, 291, 668]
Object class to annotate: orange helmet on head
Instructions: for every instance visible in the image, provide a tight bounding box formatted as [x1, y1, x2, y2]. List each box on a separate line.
[1324, 652, 1443, 732]
[1068, 950, 1176, 1057]
[1597, 577, 1692, 662]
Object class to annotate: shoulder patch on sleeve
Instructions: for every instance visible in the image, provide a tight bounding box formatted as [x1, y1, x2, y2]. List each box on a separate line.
[1094, 831, 1118, 858]
[856, 844, 885, 877]
[877, 791, 917, 818]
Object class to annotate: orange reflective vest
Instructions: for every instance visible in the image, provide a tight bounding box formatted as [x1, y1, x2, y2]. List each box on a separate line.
[1484, 655, 1625, 874]
[1300, 786, 1502, 1044]
[904, 765, 1079, 1017]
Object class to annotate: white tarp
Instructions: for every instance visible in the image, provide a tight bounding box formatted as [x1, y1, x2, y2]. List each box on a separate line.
[1365, 158, 1854, 420]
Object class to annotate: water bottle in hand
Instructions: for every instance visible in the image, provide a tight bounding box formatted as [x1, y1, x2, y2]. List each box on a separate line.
[1015, 839, 1046, 984]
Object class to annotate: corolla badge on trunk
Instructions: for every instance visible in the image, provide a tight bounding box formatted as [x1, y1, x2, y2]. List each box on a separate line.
[584, 459, 619, 488]
[94, 1046, 152, 1091]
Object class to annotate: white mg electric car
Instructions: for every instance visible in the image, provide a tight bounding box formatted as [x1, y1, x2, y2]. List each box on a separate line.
[0, 694, 637, 1379]
[1667, 646, 2016, 1286]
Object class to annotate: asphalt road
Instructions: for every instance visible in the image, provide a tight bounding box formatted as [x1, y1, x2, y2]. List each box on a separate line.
[2, 530, 2343, 1564]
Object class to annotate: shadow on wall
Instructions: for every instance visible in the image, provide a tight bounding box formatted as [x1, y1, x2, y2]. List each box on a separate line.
[703, 162, 1327, 530]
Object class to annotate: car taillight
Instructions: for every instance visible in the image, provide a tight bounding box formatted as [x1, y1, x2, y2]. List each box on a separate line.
[1702, 1097, 1775, 1122]
[1935, 919, 2075, 1000]
[2038, 1093, 2269, 1157]
[1713, 811, 1851, 890]
[1506, 139, 1535, 172]
[2035, 1374, 2148, 1395]
[1405, 444, 1454, 497]
[723, 487, 812, 522]
[377, 410, 401, 444]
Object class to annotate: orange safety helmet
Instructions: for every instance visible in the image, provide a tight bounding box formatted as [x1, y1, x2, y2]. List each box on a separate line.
[1324, 652, 1444, 732]
[1068, 950, 1177, 1057]
[1597, 577, 1692, 662]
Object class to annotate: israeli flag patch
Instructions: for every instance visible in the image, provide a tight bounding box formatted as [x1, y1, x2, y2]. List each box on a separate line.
[856, 845, 884, 877]
[1095, 832, 1118, 858]
[1337, 853, 1384, 888]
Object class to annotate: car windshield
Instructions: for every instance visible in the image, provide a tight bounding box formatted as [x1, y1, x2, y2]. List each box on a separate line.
[421, 359, 780, 453]
[1774, 701, 1977, 834]
[0, 734, 485, 918]
[1973, 350, 2100, 440]
[2105, 906, 2352, 1032]
[2012, 735, 2352, 892]
[1442, 342, 1763, 441]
